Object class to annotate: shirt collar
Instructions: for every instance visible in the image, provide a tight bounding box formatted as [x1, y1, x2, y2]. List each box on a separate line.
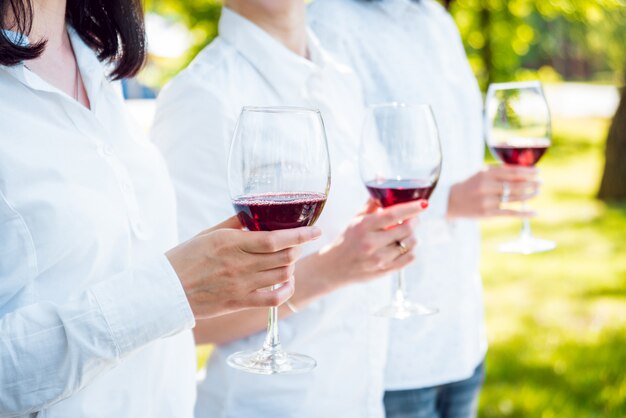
[218, 7, 329, 98]
[377, 0, 421, 20]
[0, 26, 107, 103]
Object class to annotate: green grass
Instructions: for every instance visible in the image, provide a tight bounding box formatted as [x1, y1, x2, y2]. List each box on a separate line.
[479, 117, 626, 417]
[195, 117, 626, 416]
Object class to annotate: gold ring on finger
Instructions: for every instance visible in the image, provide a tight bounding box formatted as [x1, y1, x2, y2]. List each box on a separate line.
[397, 240, 408, 255]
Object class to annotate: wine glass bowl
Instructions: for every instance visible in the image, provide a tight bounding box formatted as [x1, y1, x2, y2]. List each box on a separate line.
[360, 103, 442, 319]
[227, 106, 331, 374]
[485, 81, 556, 254]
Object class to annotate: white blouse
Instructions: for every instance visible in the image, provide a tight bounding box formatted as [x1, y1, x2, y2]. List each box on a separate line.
[310, 0, 488, 390]
[0, 28, 196, 417]
[152, 8, 389, 418]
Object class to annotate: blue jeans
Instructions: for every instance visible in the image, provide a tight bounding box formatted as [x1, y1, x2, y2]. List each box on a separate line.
[384, 361, 485, 418]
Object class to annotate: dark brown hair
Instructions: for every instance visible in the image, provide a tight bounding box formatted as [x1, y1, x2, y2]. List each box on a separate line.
[0, 0, 146, 80]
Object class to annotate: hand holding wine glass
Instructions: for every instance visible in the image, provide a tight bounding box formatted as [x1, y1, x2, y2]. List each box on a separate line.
[447, 165, 541, 219]
[167, 216, 321, 319]
[226, 106, 330, 375]
[485, 81, 555, 254]
[359, 103, 442, 319]
[314, 199, 424, 287]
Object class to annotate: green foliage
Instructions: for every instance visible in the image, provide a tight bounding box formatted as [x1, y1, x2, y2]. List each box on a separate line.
[450, 0, 626, 89]
[142, 1, 626, 89]
[143, 0, 222, 86]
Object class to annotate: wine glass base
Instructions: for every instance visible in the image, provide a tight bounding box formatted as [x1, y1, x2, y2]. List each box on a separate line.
[374, 301, 438, 320]
[498, 236, 556, 255]
[227, 348, 316, 375]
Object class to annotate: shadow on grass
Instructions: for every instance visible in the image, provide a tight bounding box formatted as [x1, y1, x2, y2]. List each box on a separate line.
[480, 328, 626, 417]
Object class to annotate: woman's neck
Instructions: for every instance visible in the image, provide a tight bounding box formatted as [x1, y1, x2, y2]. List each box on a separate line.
[6, 0, 89, 108]
[225, 0, 308, 58]
[29, 0, 69, 52]
[4, 0, 68, 50]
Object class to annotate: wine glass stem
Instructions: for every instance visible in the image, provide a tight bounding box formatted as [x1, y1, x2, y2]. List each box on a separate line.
[262, 306, 281, 353]
[521, 201, 533, 240]
[393, 269, 407, 305]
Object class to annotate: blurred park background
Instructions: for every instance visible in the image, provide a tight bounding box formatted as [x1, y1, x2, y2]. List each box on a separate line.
[129, 1, 626, 416]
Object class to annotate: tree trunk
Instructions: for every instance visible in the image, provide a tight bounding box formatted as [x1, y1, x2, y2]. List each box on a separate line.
[598, 84, 626, 202]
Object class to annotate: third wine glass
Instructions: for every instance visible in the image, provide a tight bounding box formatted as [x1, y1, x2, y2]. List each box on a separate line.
[485, 81, 556, 254]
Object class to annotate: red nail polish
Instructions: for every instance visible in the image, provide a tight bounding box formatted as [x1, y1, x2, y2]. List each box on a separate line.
[420, 200, 429, 209]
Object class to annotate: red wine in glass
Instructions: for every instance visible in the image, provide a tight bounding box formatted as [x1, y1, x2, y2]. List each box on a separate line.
[232, 192, 327, 231]
[492, 144, 548, 167]
[365, 179, 436, 208]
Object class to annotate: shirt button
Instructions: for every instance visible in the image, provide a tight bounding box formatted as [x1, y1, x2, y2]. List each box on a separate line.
[121, 182, 133, 192]
[132, 221, 150, 240]
[97, 143, 115, 157]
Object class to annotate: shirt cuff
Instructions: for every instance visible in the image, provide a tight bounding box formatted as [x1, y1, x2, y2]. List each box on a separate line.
[92, 254, 196, 356]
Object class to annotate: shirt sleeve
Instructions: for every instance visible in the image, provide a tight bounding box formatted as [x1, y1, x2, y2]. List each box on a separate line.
[150, 71, 237, 243]
[0, 254, 195, 417]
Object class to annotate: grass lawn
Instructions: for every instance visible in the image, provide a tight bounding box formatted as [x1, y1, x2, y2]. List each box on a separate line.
[479, 116, 626, 417]
[195, 116, 626, 416]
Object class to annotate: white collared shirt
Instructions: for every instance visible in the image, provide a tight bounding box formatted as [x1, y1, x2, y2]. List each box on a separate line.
[152, 8, 389, 418]
[0, 29, 196, 417]
[310, 0, 487, 389]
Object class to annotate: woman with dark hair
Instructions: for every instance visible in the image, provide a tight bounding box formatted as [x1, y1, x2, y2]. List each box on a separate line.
[0, 1, 321, 416]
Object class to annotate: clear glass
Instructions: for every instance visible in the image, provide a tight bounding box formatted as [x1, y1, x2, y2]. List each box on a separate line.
[226, 106, 331, 374]
[485, 81, 556, 254]
[359, 103, 442, 319]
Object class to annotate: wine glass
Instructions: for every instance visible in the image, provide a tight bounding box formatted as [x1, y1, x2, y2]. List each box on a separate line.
[359, 103, 442, 319]
[227, 106, 331, 374]
[485, 81, 556, 254]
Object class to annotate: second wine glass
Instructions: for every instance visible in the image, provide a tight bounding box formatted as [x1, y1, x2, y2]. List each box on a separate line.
[227, 106, 331, 374]
[360, 103, 442, 319]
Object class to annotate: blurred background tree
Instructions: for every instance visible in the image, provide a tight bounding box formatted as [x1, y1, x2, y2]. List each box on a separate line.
[449, 0, 626, 89]
[143, 0, 626, 199]
[598, 72, 626, 201]
[143, 0, 626, 89]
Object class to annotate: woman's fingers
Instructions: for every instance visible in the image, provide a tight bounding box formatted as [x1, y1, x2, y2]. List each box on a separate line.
[379, 250, 416, 273]
[488, 164, 539, 182]
[365, 200, 426, 230]
[244, 246, 302, 272]
[250, 264, 296, 290]
[239, 226, 321, 253]
[247, 279, 295, 308]
[374, 219, 416, 247]
[482, 179, 541, 195]
[373, 236, 418, 268]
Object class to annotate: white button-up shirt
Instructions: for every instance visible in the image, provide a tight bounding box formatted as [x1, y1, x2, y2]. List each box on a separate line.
[0, 28, 196, 417]
[310, 0, 487, 390]
[152, 8, 389, 418]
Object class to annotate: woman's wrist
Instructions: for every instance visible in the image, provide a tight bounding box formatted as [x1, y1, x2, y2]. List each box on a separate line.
[289, 251, 341, 309]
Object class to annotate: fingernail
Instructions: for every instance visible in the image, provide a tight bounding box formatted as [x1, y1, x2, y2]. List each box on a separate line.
[420, 200, 429, 209]
[309, 227, 322, 239]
